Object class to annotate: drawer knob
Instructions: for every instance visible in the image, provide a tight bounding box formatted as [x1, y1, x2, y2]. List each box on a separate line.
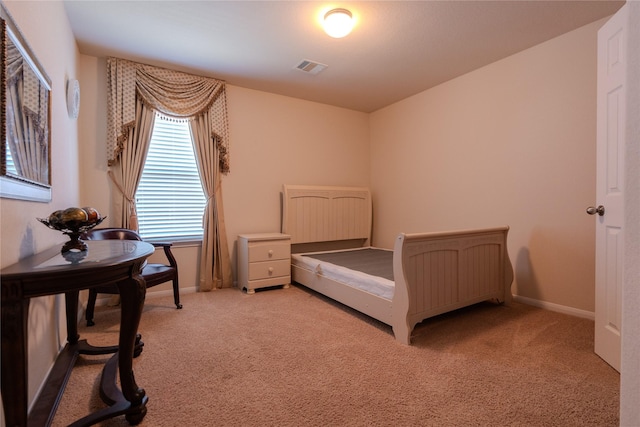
[268, 267, 274, 275]
[268, 250, 274, 257]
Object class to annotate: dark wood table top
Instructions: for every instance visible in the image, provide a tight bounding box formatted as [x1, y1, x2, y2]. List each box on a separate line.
[1, 240, 154, 296]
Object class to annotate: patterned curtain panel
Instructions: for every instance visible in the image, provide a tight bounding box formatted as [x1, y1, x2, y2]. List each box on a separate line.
[106, 57, 230, 173]
[106, 57, 232, 290]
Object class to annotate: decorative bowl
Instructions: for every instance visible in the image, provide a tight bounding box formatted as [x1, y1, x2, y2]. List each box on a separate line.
[38, 207, 106, 254]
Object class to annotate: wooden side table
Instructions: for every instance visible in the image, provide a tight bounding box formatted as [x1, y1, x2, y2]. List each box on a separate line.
[1, 240, 154, 427]
[237, 233, 291, 294]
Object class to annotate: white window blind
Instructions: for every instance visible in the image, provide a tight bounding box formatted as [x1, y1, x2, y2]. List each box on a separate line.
[136, 115, 206, 241]
[4, 146, 17, 175]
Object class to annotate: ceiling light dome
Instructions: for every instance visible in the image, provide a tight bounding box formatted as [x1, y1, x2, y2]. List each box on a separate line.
[323, 8, 354, 38]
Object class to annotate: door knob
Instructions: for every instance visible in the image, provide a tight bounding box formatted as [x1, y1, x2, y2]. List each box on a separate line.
[586, 205, 605, 216]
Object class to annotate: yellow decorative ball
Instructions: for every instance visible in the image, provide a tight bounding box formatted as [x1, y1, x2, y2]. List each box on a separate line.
[61, 207, 88, 225]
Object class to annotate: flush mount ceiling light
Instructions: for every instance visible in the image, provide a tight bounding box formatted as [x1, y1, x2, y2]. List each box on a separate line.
[323, 8, 354, 38]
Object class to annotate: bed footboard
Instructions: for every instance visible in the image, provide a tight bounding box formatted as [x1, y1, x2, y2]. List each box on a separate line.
[391, 226, 513, 344]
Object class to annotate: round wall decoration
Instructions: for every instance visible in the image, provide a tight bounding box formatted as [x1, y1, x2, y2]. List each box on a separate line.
[66, 79, 80, 119]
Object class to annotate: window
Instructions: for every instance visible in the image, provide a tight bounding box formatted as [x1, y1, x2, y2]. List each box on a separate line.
[135, 115, 206, 241]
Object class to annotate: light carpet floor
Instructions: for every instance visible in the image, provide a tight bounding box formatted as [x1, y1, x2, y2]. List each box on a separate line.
[52, 285, 619, 426]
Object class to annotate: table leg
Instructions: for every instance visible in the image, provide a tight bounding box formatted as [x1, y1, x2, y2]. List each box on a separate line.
[1, 280, 30, 426]
[66, 289, 136, 357]
[116, 271, 147, 424]
[65, 290, 80, 345]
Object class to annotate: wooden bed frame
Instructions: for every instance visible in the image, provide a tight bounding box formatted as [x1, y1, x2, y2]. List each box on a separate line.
[282, 185, 514, 345]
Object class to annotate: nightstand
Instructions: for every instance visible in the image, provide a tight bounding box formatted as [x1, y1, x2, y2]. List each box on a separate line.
[237, 233, 291, 294]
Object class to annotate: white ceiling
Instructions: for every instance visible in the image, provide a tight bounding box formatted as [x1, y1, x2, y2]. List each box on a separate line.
[63, 0, 624, 113]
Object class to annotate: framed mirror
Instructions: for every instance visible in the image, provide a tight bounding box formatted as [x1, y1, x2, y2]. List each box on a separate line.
[0, 3, 52, 202]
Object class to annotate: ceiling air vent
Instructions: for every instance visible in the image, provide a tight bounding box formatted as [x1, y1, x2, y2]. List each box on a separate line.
[294, 59, 328, 75]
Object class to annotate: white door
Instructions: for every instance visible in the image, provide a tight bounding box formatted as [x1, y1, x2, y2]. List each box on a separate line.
[592, 5, 627, 372]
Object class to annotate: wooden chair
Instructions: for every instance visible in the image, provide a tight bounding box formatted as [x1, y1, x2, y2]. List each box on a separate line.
[83, 227, 182, 326]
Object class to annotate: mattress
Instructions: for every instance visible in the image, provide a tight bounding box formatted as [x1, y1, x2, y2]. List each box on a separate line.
[292, 247, 395, 300]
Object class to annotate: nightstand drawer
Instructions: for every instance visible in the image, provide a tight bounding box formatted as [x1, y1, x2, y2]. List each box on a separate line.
[248, 259, 291, 281]
[248, 240, 290, 262]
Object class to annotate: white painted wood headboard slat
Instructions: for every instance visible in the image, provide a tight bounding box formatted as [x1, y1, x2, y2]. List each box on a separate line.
[282, 185, 372, 245]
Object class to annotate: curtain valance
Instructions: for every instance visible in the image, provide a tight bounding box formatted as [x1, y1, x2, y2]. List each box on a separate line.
[106, 57, 229, 173]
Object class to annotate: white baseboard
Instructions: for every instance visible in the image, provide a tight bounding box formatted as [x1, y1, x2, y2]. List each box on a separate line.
[512, 294, 595, 321]
[145, 286, 198, 299]
[93, 286, 198, 307]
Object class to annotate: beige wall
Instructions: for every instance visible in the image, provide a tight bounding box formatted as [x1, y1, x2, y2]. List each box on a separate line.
[0, 0, 80, 418]
[370, 19, 604, 314]
[223, 85, 370, 242]
[77, 57, 370, 291]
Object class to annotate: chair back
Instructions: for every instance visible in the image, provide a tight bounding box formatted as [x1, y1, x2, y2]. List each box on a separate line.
[84, 228, 143, 242]
[82, 228, 182, 327]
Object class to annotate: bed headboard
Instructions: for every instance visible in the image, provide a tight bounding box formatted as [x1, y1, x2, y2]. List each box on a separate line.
[282, 185, 372, 251]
